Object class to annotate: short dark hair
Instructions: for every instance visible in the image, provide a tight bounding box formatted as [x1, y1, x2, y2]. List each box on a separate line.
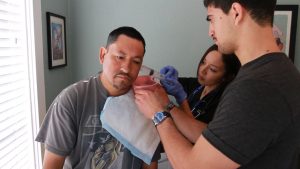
[203, 0, 277, 26]
[197, 44, 241, 84]
[106, 26, 146, 53]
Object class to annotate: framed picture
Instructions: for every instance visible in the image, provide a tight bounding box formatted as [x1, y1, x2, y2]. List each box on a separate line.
[46, 12, 67, 69]
[274, 5, 298, 62]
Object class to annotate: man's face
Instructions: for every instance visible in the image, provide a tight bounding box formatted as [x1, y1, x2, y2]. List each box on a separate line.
[207, 6, 236, 54]
[100, 34, 144, 96]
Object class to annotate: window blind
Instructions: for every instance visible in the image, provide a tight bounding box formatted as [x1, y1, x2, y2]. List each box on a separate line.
[0, 0, 38, 168]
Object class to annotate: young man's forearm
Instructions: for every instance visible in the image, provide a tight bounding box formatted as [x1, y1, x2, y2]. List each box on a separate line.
[156, 118, 195, 169]
[170, 107, 207, 143]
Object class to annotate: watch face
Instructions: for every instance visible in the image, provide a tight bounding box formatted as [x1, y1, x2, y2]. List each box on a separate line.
[153, 112, 167, 125]
[156, 112, 164, 120]
[153, 111, 170, 126]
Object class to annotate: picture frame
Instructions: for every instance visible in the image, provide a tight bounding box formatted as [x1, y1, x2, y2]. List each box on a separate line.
[46, 12, 67, 69]
[274, 5, 298, 62]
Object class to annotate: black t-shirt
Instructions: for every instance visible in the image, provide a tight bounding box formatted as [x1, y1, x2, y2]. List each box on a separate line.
[188, 85, 224, 123]
[179, 77, 226, 123]
[203, 53, 300, 168]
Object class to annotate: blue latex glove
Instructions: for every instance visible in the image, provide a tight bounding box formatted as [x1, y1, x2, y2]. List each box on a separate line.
[160, 66, 178, 79]
[160, 77, 187, 104]
[160, 75, 187, 105]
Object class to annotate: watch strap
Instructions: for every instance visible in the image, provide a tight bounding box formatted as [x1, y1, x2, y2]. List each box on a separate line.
[164, 101, 175, 112]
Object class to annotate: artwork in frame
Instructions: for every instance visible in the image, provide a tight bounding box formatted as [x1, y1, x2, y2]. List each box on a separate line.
[46, 12, 67, 69]
[274, 5, 298, 62]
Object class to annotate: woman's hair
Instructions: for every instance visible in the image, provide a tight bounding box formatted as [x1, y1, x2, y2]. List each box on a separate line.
[196, 44, 241, 85]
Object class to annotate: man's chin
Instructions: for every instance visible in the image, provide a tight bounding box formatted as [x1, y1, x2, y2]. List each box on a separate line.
[113, 83, 132, 93]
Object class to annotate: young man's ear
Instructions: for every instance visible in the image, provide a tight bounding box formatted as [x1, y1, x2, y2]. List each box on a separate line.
[231, 2, 243, 25]
[99, 47, 107, 64]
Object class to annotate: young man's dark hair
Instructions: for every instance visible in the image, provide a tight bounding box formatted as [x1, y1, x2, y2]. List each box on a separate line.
[203, 0, 277, 26]
[106, 26, 146, 53]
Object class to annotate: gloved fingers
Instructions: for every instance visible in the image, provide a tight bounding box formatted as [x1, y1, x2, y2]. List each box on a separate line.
[160, 76, 187, 104]
[160, 65, 172, 74]
[160, 66, 178, 79]
[160, 77, 176, 86]
[175, 91, 187, 105]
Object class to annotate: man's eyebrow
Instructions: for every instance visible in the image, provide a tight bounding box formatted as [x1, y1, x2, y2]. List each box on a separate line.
[115, 50, 126, 55]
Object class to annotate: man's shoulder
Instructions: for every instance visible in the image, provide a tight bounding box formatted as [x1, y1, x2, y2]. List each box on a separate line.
[63, 75, 100, 92]
[71, 75, 99, 88]
[55, 75, 102, 102]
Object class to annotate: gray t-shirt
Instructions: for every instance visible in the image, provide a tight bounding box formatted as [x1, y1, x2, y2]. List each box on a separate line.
[36, 75, 159, 169]
[203, 53, 300, 168]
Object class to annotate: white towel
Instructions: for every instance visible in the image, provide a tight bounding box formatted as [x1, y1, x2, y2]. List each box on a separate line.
[100, 89, 160, 164]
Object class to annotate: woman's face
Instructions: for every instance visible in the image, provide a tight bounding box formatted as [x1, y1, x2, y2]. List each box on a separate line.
[198, 50, 225, 87]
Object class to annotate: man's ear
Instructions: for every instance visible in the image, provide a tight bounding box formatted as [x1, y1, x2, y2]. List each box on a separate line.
[231, 2, 243, 25]
[99, 47, 107, 64]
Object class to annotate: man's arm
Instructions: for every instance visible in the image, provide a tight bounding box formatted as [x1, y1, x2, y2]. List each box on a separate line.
[170, 102, 207, 143]
[134, 88, 240, 169]
[157, 118, 240, 169]
[43, 150, 65, 169]
[139, 86, 207, 143]
[178, 100, 193, 116]
[142, 161, 157, 169]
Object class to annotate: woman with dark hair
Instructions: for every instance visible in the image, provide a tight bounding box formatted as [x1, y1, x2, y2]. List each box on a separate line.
[187, 44, 240, 123]
[160, 44, 241, 123]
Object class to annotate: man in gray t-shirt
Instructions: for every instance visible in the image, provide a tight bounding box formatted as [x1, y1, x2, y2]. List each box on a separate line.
[36, 26, 159, 169]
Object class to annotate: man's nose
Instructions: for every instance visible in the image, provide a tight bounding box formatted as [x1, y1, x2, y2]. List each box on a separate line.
[120, 60, 131, 73]
[208, 25, 214, 37]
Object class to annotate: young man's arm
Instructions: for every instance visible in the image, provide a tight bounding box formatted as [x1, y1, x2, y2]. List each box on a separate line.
[134, 87, 240, 169]
[141, 87, 207, 143]
[169, 104, 207, 143]
[178, 100, 193, 116]
[142, 161, 157, 169]
[43, 150, 65, 169]
[157, 118, 240, 169]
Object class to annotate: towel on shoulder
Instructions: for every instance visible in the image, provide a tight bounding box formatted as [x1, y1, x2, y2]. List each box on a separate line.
[100, 89, 160, 164]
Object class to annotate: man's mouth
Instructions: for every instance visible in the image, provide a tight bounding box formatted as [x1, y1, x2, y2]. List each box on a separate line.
[116, 74, 131, 81]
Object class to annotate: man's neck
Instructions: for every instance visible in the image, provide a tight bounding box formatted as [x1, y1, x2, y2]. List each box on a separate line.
[235, 25, 281, 65]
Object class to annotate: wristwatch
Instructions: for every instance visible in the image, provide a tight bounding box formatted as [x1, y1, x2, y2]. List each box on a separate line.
[152, 111, 171, 126]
